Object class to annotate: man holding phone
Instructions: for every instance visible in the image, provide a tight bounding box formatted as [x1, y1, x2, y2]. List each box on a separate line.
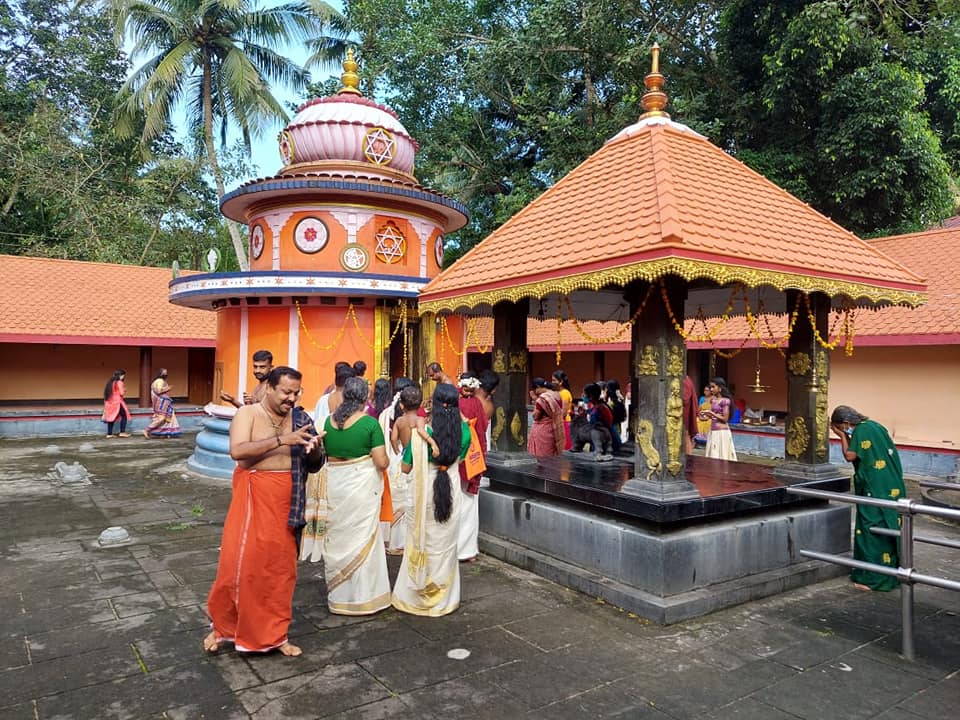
[205, 366, 324, 657]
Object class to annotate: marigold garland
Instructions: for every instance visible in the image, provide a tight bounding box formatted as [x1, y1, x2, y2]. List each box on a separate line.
[296, 300, 406, 353]
[562, 283, 655, 345]
[437, 315, 492, 358]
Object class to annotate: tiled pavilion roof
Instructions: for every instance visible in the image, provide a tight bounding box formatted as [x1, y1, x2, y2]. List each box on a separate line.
[464, 224, 960, 350]
[0, 255, 216, 346]
[419, 115, 926, 315]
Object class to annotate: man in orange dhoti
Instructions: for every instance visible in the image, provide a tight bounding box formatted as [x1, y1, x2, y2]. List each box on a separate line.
[205, 366, 324, 656]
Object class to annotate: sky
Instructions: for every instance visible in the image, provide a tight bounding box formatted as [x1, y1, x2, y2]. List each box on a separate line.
[133, 1, 345, 192]
[228, 0, 345, 189]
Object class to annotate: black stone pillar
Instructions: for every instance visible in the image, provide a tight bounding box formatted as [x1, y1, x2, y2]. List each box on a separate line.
[488, 299, 530, 462]
[774, 290, 839, 482]
[621, 279, 698, 499]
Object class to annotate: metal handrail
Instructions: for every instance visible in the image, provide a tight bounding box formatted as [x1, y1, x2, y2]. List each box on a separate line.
[869, 526, 960, 551]
[918, 479, 960, 492]
[787, 486, 960, 661]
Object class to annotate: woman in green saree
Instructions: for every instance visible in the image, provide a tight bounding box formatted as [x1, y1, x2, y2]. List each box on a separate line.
[830, 406, 906, 591]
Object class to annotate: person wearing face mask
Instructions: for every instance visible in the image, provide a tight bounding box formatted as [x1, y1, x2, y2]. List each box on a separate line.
[831, 405, 906, 592]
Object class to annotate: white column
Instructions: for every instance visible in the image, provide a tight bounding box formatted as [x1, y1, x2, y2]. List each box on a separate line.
[239, 306, 249, 393]
[264, 210, 294, 270]
[288, 305, 300, 370]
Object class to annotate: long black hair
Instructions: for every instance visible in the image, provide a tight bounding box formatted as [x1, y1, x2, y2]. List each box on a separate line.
[551, 369, 570, 391]
[372, 378, 392, 416]
[103, 369, 125, 400]
[332, 377, 368, 429]
[711, 377, 732, 400]
[429, 383, 461, 523]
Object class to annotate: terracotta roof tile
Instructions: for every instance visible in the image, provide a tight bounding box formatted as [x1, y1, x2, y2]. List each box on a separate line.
[421, 118, 925, 311]
[0, 255, 216, 345]
[681, 225, 960, 347]
[470, 225, 959, 349]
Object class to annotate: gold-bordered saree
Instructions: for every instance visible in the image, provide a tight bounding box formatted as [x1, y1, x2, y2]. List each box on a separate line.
[391, 434, 461, 617]
[299, 455, 391, 615]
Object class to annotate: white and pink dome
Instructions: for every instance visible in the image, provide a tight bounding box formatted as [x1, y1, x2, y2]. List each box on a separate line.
[277, 50, 418, 179]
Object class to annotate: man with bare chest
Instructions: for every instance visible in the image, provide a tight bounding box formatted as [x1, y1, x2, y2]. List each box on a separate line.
[205, 366, 324, 657]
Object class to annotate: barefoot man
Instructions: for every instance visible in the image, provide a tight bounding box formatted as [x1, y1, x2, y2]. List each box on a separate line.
[205, 366, 324, 656]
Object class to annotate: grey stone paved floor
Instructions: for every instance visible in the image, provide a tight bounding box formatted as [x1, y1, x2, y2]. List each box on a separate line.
[0, 434, 956, 719]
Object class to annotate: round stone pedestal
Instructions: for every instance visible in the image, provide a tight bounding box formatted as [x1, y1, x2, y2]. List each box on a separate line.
[187, 404, 236, 480]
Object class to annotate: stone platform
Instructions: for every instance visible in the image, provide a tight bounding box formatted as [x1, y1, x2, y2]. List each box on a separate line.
[480, 450, 851, 623]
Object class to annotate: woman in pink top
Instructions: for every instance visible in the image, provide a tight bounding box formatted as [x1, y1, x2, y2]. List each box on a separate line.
[102, 369, 131, 438]
[701, 377, 737, 460]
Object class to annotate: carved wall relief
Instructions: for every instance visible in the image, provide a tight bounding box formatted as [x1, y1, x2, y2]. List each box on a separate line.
[666, 377, 683, 474]
[635, 419, 662, 482]
[666, 345, 684, 377]
[636, 345, 659, 376]
[785, 416, 810, 458]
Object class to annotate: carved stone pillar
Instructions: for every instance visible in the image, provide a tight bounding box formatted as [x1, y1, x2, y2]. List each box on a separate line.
[489, 299, 530, 461]
[775, 290, 838, 482]
[621, 279, 698, 499]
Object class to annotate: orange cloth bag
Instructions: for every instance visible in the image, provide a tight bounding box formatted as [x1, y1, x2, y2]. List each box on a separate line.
[462, 418, 487, 483]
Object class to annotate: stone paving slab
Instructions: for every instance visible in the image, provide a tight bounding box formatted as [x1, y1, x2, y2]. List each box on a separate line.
[0, 434, 957, 719]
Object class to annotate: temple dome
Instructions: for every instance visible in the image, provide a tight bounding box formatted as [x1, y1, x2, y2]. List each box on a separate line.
[277, 62, 418, 180]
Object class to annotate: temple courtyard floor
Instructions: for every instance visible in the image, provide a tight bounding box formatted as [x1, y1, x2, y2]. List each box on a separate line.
[0, 433, 957, 719]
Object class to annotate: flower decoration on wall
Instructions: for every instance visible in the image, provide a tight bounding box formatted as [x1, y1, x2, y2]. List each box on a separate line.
[250, 224, 265, 260]
[294, 217, 328, 254]
[363, 127, 395, 165]
[375, 222, 406, 264]
[434, 235, 444, 267]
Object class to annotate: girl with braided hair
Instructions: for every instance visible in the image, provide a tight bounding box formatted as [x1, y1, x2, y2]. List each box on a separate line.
[392, 383, 471, 616]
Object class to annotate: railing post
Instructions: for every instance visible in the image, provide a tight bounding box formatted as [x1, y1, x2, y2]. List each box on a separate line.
[899, 500, 915, 661]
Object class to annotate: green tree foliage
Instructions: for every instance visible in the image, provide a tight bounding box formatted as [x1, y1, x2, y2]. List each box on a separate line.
[715, 0, 956, 236]
[109, 0, 320, 269]
[0, 0, 236, 268]
[339, 0, 728, 260]
[333, 0, 955, 259]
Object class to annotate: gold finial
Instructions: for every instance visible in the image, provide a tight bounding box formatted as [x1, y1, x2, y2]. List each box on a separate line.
[338, 48, 362, 95]
[640, 43, 670, 118]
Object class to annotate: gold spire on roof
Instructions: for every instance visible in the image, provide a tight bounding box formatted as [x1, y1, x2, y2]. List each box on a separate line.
[639, 43, 670, 119]
[338, 48, 362, 95]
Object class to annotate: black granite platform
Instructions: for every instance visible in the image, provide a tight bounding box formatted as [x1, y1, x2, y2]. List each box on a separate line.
[486, 448, 849, 524]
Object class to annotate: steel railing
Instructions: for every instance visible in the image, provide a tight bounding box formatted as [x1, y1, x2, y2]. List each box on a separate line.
[786, 485, 960, 661]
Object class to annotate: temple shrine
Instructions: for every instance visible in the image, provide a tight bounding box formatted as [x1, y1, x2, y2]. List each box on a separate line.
[168, 51, 468, 475]
[418, 45, 928, 622]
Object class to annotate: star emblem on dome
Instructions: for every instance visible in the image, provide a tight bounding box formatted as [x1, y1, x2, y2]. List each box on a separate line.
[375, 223, 406, 264]
[363, 127, 395, 165]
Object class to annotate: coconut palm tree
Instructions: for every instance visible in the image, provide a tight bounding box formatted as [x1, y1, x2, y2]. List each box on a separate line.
[303, 0, 352, 72]
[110, 0, 319, 269]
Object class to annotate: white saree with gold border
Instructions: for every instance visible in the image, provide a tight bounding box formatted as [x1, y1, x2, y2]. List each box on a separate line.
[391, 435, 461, 617]
[299, 456, 391, 615]
[378, 404, 407, 554]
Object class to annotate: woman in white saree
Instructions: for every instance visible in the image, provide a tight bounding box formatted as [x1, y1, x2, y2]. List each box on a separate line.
[300, 377, 391, 615]
[392, 383, 471, 617]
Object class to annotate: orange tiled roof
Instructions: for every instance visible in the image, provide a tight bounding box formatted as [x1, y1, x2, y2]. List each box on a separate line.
[680, 225, 960, 347]
[466, 225, 960, 349]
[0, 255, 216, 346]
[420, 117, 926, 313]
